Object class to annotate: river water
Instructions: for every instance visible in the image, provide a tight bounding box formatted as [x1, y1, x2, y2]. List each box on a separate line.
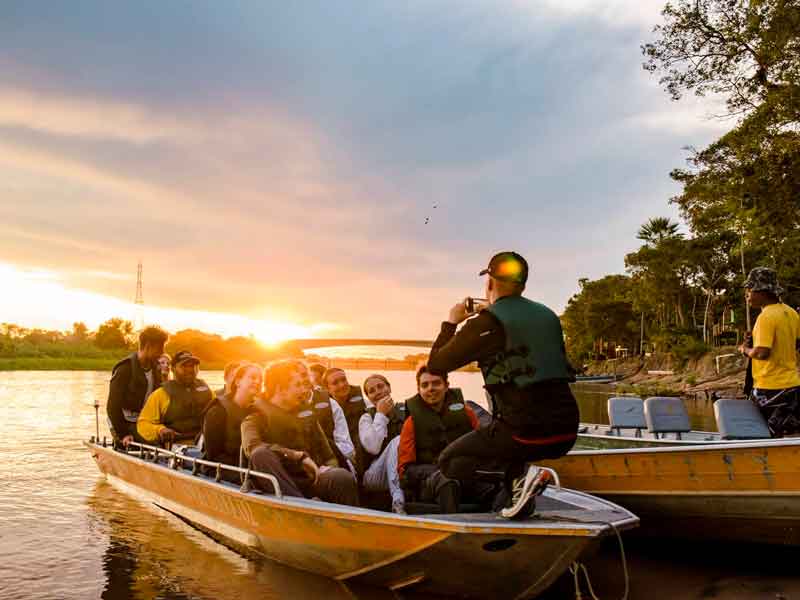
[1, 370, 797, 600]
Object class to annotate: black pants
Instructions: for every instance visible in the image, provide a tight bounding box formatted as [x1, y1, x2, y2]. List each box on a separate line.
[249, 446, 360, 506]
[438, 419, 575, 493]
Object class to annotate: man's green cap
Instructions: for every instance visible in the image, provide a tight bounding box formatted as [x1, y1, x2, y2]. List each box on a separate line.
[479, 251, 529, 284]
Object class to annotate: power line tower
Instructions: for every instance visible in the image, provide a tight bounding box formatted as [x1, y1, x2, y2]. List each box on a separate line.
[135, 260, 144, 331]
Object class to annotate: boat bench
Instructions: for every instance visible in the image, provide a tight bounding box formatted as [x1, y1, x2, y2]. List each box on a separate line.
[644, 396, 691, 440]
[714, 398, 771, 440]
[607, 396, 646, 437]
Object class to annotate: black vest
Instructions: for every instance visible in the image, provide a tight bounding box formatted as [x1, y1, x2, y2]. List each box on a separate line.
[310, 389, 336, 443]
[111, 352, 158, 421]
[406, 388, 471, 465]
[213, 393, 251, 461]
[337, 385, 366, 447]
[162, 379, 213, 437]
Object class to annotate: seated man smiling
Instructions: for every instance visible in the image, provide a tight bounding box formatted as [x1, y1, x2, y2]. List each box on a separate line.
[137, 350, 214, 447]
[398, 365, 490, 513]
[240, 360, 359, 506]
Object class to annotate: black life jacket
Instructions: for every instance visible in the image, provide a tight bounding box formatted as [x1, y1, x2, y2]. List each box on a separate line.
[252, 398, 334, 476]
[406, 388, 471, 465]
[212, 392, 251, 462]
[308, 390, 350, 469]
[310, 389, 336, 442]
[162, 379, 213, 437]
[336, 385, 367, 447]
[110, 352, 158, 423]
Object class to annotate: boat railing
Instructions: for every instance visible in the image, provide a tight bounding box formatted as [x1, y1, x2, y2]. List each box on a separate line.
[90, 436, 282, 499]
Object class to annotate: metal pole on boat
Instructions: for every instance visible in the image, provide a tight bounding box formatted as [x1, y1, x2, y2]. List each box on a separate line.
[94, 397, 100, 442]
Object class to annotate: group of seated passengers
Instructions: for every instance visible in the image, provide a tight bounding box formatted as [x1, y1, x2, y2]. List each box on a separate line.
[111, 332, 489, 515]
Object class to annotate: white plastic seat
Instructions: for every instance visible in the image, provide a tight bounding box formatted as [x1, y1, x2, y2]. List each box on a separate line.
[714, 398, 770, 440]
[607, 396, 646, 437]
[644, 396, 691, 440]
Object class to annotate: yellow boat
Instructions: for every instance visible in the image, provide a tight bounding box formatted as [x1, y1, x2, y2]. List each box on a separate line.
[86, 439, 637, 599]
[539, 437, 800, 545]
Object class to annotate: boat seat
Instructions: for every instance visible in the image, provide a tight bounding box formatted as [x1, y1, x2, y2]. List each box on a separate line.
[714, 398, 770, 440]
[644, 396, 691, 440]
[607, 396, 645, 437]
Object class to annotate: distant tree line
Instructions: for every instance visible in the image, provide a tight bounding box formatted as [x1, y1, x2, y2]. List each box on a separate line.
[563, 0, 800, 365]
[0, 319, 299, 367]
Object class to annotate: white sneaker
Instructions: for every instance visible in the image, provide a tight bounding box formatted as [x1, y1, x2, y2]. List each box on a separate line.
[500, 466, 550, 520]
[391, 499, 407, 515]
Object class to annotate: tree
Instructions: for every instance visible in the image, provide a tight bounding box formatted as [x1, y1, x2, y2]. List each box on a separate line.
[95, 318, 134, 350]
[637, 217, 682, 246]
[70, 322, 89, 342]
[562, 275, 638, 363]
[643, 0, 800, 122]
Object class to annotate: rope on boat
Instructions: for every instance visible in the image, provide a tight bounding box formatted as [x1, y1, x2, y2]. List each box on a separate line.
[570, 522, 629, 600]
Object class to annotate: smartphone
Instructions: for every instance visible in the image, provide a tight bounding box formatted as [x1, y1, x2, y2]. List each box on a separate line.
[465, 297, 488, 314]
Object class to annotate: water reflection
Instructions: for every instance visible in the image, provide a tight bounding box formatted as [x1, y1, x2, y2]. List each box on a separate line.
[0, 370, 727, 600]
[87, 481, 410, 600]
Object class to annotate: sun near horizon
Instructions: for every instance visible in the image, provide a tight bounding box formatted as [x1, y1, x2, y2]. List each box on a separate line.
[0, 261, 335, 345]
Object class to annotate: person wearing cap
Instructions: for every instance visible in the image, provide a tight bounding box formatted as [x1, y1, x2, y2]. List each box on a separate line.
[739, 267, 800, 437]
[136, 350, 215, 446]
[428, 251, 578, 519]
[107, 326, 169, 448]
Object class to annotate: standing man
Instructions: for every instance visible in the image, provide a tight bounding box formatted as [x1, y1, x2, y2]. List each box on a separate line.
[739, 267, 800, 437]
[137, 350, 214, 446]
[429, 251, 578, 519]
[107, 326, 168, 447]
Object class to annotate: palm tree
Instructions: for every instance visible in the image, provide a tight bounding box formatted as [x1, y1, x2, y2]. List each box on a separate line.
[637, 217, 683, 246]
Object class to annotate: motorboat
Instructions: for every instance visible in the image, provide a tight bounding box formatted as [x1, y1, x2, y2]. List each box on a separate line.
[86, 438, 638, 599]
[540, 396, 800, 545]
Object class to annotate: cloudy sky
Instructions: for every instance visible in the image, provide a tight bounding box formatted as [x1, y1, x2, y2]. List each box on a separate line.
[0, 1, 727, 342]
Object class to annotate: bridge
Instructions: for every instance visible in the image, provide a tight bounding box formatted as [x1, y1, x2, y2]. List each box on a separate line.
[279, 338, 433, 351]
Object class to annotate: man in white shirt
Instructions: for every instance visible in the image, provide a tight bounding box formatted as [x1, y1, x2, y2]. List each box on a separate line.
[359, 374, 407, 514]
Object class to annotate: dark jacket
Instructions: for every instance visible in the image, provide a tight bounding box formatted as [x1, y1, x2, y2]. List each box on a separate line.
[427, 297, 578, 438]
[203, 393, 250, 465]
[107, 352, 160, 440]
[241, 398, 338, 481]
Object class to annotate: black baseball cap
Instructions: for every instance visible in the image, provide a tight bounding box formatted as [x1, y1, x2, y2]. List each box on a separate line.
[172, 350, 200, 368]
[479, 251, 529, 284]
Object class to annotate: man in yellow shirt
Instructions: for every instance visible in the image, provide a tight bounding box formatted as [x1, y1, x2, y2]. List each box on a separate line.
[739, 267, 800, 436]
[137, 350, 214, 446]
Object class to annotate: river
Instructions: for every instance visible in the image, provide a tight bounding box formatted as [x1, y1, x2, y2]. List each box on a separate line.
[0, 370, 797, 599]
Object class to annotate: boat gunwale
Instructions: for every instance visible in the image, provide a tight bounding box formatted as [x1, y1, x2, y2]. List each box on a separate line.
[568, 435, 800, 455]
[86, 441, 637, 536]
[579, 423, 722, 446]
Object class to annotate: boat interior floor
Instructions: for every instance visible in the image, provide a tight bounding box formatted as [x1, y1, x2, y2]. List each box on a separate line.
[126, 448, 626, 525]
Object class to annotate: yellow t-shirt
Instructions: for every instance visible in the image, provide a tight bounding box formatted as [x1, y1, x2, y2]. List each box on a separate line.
[752, 303, 800, 389]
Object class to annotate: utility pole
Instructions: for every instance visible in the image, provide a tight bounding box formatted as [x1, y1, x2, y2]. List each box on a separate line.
[135, 260, 144, 331]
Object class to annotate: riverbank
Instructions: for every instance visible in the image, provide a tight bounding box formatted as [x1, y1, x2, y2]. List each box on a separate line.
[583, 348, 748, 397]
[0, 357, 226, 371]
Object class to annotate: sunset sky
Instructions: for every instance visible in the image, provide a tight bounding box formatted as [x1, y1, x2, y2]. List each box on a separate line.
[0, 2, 727, 343]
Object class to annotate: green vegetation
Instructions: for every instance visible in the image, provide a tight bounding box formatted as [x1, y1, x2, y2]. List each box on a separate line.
[563, 0, 800, 365]
[0, 319, 299, 371]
